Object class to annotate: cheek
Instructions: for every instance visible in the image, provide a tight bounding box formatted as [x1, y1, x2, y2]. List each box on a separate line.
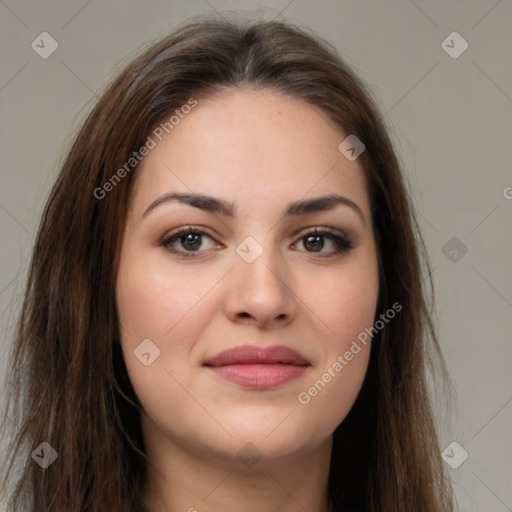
[115, 253, 210, 424]
[115, 251, 219, 340]
[115, 251, 224, 402]
[297, 347, 370, 439]
[295, 259, 378, 428]
[306, 260, 379, 346]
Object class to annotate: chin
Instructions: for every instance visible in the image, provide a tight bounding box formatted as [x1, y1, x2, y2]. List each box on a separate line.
[221, 415, 320, 457]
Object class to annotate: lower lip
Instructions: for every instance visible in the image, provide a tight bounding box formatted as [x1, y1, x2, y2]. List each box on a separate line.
[207, 364, 307, 389]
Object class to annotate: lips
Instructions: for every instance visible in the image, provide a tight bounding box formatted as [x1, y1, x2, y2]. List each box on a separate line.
[203, 345, 310, 390]
[203, 345, 310, 367]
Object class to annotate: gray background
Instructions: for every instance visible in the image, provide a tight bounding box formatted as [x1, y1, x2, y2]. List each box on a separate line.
[1, 1, 511, 511]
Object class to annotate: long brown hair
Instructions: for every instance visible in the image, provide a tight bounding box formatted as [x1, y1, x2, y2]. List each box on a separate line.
[0, 17, 454, 512]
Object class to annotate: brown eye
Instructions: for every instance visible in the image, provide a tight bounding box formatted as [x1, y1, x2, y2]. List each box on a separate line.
[303, 234, 324, 252]
[161, 228, 220, 257]
[296, 229, 353, 256]
[179, 233, 202, 251]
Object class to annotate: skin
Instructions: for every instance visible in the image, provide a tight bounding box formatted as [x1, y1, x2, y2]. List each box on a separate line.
[115, 87, 380, 512]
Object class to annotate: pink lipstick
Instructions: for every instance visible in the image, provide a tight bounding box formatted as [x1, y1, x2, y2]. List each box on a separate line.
[203, 345, 310, 390]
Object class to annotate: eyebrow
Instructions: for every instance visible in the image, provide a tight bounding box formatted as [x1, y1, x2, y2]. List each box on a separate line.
[142, 192, 366, 225]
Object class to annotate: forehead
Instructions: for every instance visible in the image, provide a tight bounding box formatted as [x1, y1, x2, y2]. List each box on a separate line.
[130, 87, 369, 216]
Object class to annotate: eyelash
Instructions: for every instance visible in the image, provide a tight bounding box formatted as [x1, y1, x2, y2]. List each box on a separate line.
[160, 225, 354, 259]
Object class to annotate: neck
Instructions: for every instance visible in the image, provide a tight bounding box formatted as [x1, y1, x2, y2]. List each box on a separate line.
[140, 416, 334, 512]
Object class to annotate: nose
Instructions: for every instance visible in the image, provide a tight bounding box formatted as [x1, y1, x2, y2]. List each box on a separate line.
[223, 244, 298, 329]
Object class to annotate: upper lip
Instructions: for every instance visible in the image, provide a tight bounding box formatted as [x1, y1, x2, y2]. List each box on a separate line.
[203, 345, 310, 367]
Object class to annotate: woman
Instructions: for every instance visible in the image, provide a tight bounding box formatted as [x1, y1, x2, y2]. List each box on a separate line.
[0, 17, 454, 512]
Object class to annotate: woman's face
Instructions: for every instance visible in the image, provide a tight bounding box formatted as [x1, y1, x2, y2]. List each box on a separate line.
[116, 88, 379, 467]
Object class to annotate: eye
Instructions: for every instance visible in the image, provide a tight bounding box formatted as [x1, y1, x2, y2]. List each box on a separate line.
[160, 226, 354, 259]
[294, 228, 354, 256]
[160, 226, 221, 257]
